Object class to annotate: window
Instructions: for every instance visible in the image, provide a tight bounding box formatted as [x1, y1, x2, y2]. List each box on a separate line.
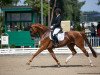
[7, 13, 32, 21]
[21, 13, 32, 21]
[7, 13, 11, 21]
[6, 12, 32, 31]
[11, 13, 20, 21]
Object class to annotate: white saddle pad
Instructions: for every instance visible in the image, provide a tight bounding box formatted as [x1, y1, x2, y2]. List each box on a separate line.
[49, 32, 65, 41]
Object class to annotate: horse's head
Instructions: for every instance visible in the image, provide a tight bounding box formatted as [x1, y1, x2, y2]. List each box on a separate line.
[30, 23, 48, 37]
[29, 24, 38, 37]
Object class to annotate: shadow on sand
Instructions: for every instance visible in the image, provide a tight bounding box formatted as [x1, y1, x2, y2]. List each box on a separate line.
[26, 65, 96, 70]
[30, 65, 91, 68]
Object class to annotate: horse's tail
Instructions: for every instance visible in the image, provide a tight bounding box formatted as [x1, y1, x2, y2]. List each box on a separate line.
[80, 31, 97, 58]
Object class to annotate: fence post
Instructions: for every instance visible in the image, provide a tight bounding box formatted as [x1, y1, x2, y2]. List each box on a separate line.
[85, 37, 100, 47]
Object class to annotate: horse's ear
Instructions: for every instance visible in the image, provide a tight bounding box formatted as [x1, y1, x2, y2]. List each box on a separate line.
[31, 25, 35, 30]
[31, 24, 36, 27]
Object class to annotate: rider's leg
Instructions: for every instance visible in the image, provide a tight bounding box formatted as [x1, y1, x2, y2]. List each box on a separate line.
[52, 28, 60, 47]
[53, 28, 60, 36]
[54, 34, 59, 44]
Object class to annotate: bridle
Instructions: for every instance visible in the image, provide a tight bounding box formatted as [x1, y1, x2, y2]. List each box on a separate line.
[30, 26, 41, 37]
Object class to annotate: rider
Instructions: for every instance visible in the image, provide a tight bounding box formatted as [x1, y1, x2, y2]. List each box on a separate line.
[51, 8, 62, 47]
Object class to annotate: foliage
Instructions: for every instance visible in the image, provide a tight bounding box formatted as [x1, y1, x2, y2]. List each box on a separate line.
[97, 0, 100, 5]
[24, 0, 50, 17]
[0, 16, 3, 35]
[62, 0, 85, 23]
[0, 0, 19, 8]
[0, 0, 19, 35]
[50, 0, 85, 30]
[0, 0, 12, 7]
[75, 24, 82, 31]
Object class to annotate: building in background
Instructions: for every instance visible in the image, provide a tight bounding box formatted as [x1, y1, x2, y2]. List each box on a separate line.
[1, 6, 41, 48]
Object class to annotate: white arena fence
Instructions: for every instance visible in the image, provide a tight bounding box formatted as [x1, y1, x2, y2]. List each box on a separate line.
[0, 37, 100, 54]
[0, 47, 100, 54]
[85, 37, 100, 47]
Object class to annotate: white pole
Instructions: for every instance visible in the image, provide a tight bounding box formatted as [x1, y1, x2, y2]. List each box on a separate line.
[41, 0, 43, 25]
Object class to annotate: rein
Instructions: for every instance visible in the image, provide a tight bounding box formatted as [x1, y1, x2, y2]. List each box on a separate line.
[31, 27, 40, 37]
[31, 25, 49, 38]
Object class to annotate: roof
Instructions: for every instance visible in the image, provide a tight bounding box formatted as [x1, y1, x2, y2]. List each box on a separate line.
[1, 6, 33, 11]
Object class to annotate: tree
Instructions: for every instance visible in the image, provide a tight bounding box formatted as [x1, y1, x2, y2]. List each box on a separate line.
[24, 0, 85, 29]
[0, 0, 12, 8]
[0, 16, 3, 35]
[50, 0, 85, 30]
[97, 0, 100, 5]
[62, 0, 85, 23]
[0, 0, 19, 8]
[24, 0, 49, 17]
[0, 0, 19, 35]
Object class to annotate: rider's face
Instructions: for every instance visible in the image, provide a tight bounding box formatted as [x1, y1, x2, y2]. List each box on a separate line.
[56, 12, 58, 16]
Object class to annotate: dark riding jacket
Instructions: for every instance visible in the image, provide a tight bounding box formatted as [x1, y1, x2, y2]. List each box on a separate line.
[52, 14, 62, 30]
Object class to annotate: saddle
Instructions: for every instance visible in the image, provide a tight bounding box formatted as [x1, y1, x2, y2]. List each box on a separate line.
[49, 31, 65, 41]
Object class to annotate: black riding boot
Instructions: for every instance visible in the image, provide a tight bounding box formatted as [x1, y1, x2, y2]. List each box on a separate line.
[52, 34, 59, 47]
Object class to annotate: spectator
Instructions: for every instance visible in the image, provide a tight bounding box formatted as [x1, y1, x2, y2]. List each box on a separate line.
[70, 25, 74, 31]
[97, 22, 100, 37]
[81, 22, 85, 31]
[89, 23, 96, 37]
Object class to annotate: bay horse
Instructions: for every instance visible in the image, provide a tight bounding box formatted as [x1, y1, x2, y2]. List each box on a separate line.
[27, 23, 97, 67]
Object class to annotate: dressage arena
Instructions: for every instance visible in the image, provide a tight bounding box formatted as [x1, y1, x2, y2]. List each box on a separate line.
[0, 53, 100, 75]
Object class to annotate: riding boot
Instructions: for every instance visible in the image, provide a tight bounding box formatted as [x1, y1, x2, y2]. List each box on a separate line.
[52, 34, 59, 47]
[54, 34, 59, 44]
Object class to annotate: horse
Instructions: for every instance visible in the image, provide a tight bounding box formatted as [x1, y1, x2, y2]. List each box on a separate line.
[27, 23, 97, 67]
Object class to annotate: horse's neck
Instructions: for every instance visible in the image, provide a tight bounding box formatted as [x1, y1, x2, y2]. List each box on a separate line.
[38, 30, 44, 38]
[38, 28, 49, 38]
[40, 30, 50, 41]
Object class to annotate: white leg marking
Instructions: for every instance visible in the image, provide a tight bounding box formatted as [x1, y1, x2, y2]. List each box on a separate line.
[88, 57, 93, 67]
[65, 55, 73, 64]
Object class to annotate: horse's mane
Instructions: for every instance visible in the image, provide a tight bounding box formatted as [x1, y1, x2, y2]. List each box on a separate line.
[31, 23, 49, 32]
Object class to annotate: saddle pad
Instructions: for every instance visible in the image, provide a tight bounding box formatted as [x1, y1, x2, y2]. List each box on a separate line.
[49, 32, 65, 41]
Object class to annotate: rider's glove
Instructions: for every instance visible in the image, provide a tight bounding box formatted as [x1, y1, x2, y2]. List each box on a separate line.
[50, 26, 53, 29]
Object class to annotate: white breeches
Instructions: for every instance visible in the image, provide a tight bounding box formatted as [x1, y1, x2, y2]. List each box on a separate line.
[53, 28, 60, 36]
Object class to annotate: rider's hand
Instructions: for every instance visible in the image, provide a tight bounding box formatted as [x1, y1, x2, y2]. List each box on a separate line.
[50, 26, 53, 29]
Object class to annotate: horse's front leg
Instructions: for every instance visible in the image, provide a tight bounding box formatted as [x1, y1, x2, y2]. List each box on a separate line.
[48, 48, 61, 67]
[26, 44, 47, 65]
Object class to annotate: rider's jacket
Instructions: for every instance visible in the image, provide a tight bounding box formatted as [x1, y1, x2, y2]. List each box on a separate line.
[52, 14, 62, 30]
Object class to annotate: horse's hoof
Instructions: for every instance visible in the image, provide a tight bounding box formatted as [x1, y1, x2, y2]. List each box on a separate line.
[57, 64, 61, 68]
[26, 62, 30, 65]
[90, 63, 95, 67]
[90, 64, 94, 67]
[57, 63, 61, 68]
[65, 61, 68, 64]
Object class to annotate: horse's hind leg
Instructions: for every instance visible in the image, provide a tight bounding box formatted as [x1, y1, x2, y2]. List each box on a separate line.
[80, 47, 93, 66]
[76, 41, 94, 66]
[65, 43, 77, 64]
